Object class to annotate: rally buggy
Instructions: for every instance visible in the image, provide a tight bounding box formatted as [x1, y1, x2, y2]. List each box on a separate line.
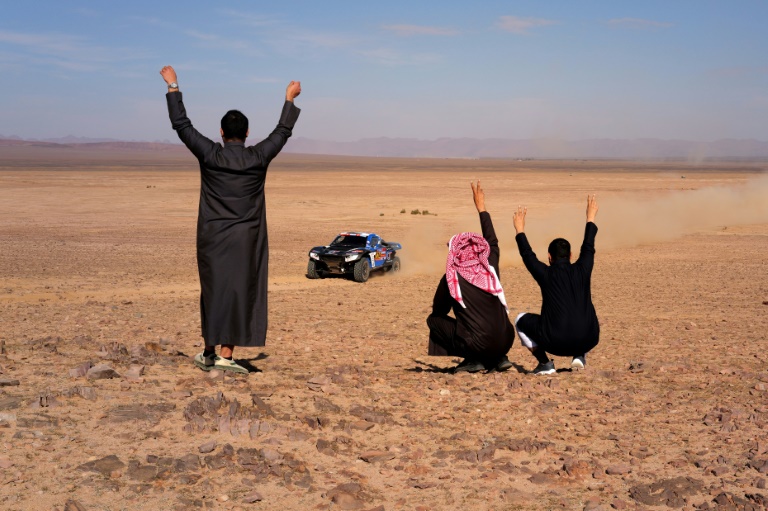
[307, 232, 402, 283]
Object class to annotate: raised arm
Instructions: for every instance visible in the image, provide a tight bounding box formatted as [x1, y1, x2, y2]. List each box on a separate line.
[513, 205, 548, 282]
[576, 194, 599, 271]
[471, 181, 500, 272]
[160, 65, 215, 160]
[251, 81, 302, 165]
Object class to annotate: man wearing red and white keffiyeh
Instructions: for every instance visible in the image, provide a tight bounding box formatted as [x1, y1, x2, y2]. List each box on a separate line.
[426, 182, 516, 373]
[445, 232, 508, 312]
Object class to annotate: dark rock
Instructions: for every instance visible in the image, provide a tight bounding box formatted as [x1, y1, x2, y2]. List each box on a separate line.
[331, 492, 364, 510]
[0, 396, 22, 410]
[629, 476, 704, 507]
[243, 491, 263, 503]
[86, 363, 120, 380]
[64, 500, 88, 511]
[359, 450, 395, 463]
[0, 378, 20, 387]
[77, 455, 125, 477]
[127, 460, 159, 482]
[317, 439, 337, 456]
[17, 413, 58, 428]
[103, 402, 174, 424]
[605, 464, 632, 475]
[199, 440, 217, 454]
[314, 396, 342, 414]
[69, 361, 92, 378]
[251, 394, 276, 417]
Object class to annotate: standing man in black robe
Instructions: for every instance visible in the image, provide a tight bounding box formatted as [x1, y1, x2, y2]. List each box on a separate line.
[160, 65, 301, 373]
[513, 195, 600, 375]
[426, 182, 515, 373]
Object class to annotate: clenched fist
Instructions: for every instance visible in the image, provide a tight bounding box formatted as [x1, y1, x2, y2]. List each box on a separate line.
[286, 81, 301, 102]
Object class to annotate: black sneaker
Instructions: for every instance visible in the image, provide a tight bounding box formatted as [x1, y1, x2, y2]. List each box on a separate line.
[453, 359, 485, 373]
[495, 355, 513, 372]
[532, 360, 556, 375]
[571, 355, 586, 369]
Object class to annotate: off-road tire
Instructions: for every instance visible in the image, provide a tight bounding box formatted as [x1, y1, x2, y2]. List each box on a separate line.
[307, 259, 323, 279]
[390, 256, 401, 273]
[353, 258, 371, 283]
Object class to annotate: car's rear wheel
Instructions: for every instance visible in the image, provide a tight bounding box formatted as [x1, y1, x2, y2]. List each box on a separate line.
[390, 256, 401, 273]
[353, 258, 370, 282]
[307, 260, 323, 279]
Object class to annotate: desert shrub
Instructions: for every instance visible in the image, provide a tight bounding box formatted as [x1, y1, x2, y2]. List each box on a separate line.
[422, 210, 430, 215]
[411, 209, 421, 215]
[400, 209, 406, 214]
[379, 213, 384, 216]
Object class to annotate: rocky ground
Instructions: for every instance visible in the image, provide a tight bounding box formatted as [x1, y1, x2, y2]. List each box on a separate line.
[0, 153, 767, 510]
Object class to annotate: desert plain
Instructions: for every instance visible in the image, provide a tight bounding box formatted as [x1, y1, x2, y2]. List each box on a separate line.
[0, 146, 767, 511]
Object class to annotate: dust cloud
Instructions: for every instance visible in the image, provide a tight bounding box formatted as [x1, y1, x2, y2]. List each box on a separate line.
[400, 175, 768, 274]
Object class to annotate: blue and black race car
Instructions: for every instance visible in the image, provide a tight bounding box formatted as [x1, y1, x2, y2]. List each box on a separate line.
[307, 232, 402, 282]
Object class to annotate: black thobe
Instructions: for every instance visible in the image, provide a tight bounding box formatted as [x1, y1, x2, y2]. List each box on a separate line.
[515, 222, 600, 356]
[166, 91, 300, 347]
[427, 212, 515, 366]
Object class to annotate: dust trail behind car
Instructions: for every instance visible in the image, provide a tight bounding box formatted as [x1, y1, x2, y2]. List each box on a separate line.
[398, 175, 768, 275]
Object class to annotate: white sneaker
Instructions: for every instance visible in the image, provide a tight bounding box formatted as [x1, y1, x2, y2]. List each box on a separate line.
[571, 355, 586, 369]
[213, 357, 249, 374]
[194, 352, 217, 371]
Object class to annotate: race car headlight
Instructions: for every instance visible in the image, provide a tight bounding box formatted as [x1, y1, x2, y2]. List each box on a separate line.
[309, 252, 320, 260]
[344, 253, 361, 262]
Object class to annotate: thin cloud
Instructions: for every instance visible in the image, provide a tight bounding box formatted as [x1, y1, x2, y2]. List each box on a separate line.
[183, 30, 263, 57]
[496, 16, 558, 34]
[382, 24, 459, 36]
[355, 47, 442, 66]
[220, 10, 277, 28]
[0, 29, 150, 71]
[607, 18, 673, 29]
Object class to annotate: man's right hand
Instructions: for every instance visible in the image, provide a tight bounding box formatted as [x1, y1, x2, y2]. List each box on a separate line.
[586, 194, 598, 223]
[513, 205, 527, 234]
[286, 81, 301, 102]
[160, 66, 177, 86]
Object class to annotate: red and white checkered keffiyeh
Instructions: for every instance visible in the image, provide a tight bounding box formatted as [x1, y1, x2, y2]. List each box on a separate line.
[446, 232, 508, 311]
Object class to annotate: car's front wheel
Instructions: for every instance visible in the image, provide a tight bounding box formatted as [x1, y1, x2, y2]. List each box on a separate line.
[307, 259, 323, 279]
[353, 258, 370, 282]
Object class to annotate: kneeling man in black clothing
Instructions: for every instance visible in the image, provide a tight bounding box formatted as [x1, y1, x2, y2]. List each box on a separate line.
[513, 195, 600, 375]
[426, 181, 515, 373]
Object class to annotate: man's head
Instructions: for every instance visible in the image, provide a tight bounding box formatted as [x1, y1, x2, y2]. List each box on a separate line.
[220, 110, 249, 141]
[547, 238, 571, 264]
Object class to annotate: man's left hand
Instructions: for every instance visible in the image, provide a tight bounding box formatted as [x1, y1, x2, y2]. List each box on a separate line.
[286, 81, 301, 102]
[471, 181, 486, 213]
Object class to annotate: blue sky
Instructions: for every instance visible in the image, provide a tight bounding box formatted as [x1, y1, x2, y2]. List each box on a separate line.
[1, 1, 766, 142]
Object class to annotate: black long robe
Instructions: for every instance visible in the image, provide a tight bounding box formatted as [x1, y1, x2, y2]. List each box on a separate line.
[427, 212, 515, 365]
[166, 91, 300, 347]
[515, 222, 600, 356]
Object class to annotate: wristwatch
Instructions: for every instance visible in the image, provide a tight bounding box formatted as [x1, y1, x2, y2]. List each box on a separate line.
[168, 82, 178, 90]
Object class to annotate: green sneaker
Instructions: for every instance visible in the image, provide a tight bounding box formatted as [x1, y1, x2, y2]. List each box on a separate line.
[213, 357, 249, 374]
[194, 352, 217, 371]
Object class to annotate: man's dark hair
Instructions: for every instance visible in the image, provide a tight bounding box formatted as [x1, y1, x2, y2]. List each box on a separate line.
[221, 110, 248, 141]
[548, 238, 571, 262]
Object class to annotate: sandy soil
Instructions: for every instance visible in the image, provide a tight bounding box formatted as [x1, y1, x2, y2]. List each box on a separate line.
[0, 150, 767, 511]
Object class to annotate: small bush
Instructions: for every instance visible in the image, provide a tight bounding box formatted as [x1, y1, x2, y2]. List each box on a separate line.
[411, 209, 421, 215]
[379, 213, 384, 216]
[422, 210, 430, 215]
[400, 209, 406, 214]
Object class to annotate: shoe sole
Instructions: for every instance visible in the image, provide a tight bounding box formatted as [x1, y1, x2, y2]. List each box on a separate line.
[533, 369, 556, 375]
[214, 364, 249, 374]
[571, 359, 585, 369]
[495, 363, 513, 372]
[194, 359, 215, 371]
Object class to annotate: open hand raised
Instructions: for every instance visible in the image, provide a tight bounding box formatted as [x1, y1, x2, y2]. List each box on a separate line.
[470, 181, 486, 213]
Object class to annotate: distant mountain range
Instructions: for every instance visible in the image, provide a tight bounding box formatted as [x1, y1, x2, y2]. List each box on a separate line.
[2, 135, 768, 159]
